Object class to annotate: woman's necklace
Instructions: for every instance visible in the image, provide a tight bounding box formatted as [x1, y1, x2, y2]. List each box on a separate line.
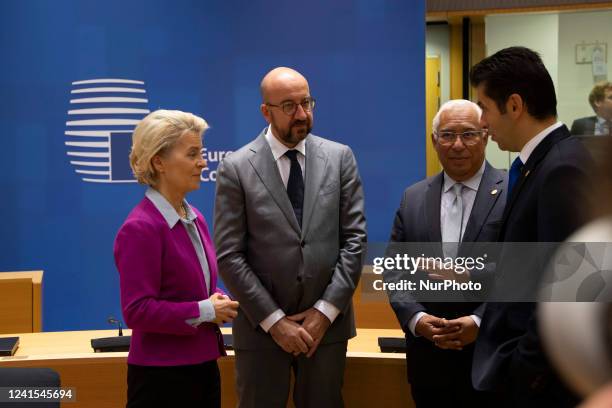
[178, 202, 187, 219]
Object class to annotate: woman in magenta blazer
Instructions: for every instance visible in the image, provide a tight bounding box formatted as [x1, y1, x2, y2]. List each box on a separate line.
[114, 109, 238, 408]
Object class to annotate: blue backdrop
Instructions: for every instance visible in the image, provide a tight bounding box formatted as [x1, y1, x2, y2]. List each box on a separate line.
[0, 0, 425, 331]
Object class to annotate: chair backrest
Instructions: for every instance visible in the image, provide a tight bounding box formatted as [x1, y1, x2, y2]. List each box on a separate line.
[0, 367, 60, 408]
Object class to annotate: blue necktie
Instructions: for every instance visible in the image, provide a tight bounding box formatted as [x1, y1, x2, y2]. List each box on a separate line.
[285, 150, 304, 227]
[507, 156, 524, 200]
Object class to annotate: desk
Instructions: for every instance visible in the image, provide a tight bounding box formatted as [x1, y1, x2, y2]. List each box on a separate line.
[0, 329, 412, 407]
[0, 271, 43, 333]
[354, 268, 402, 330]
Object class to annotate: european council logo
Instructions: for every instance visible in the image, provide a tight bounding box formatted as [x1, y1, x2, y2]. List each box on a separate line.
[65, 78, 150, 183]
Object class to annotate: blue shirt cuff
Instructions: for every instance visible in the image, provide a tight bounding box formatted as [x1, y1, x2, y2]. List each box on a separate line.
[185, 299, 216, 327]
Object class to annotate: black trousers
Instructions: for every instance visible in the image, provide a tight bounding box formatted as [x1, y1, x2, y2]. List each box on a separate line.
[410, 382, 493, 408]
[127, 360, 220, 408]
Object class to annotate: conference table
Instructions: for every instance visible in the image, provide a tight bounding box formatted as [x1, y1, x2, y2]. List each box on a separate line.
[0, 328, 413, 407]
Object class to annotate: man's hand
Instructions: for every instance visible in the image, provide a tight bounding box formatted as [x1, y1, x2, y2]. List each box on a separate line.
[287, 308, 331, 358]
[414, 313, 457, 342]
[432, 316, 478, 350]
[423, 258, 470, 283]
[210, 293, 239, 325]
[269, 317, 315, 355]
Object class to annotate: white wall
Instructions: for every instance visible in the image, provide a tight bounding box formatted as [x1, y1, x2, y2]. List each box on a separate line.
[426, 24, 451, 104]
[484, 12, 560, 168]
[485, 13, 560, 89]
[557, 10, 612, 127]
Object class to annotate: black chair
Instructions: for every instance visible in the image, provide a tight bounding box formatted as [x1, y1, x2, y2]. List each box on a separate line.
[0, 368, 61, 408]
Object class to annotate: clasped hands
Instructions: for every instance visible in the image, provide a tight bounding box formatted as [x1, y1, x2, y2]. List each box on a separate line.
[269, 308, 331, 358]
[210, 292, 240, 325]
[415, 314, 478, 350]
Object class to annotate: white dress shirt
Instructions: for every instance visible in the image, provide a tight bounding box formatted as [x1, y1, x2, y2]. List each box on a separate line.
[519, 121, 564, 164]
[595, 116, 612, 136]
[259, 126, 341, 332]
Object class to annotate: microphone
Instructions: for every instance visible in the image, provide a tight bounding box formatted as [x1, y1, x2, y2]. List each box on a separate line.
[108, 316, 123, 336]
[91, 316, 131, 352]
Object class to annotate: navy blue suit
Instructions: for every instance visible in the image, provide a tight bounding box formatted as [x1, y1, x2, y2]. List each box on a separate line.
[389, 162, 507, 407]
[472, 125, 594, 407]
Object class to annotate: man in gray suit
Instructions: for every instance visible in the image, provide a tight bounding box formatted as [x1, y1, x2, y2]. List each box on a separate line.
[214, 67, 366, 408]
[388, 100, 506, 407]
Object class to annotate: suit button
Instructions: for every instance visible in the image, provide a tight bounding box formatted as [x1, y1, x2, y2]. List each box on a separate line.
[300, 240, 305, 248]
[297, 276, 302, 282]
[530, 374, 544, 391]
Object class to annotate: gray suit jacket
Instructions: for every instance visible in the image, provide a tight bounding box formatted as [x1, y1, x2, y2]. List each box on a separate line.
[214, 129, 367, 350]
[570, 115, 597, 136]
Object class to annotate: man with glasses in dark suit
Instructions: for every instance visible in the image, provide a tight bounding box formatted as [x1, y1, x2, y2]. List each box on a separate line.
[388, 99, 506, 407]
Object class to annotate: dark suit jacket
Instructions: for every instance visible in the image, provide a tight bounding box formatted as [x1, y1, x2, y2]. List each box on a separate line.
[472, 125, 593, 407]
[570, 116, 597, 136]
[388, 161, 507, 387]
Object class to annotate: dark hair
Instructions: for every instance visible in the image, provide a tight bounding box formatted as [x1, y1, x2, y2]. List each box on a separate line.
[470, 46, 557, 120]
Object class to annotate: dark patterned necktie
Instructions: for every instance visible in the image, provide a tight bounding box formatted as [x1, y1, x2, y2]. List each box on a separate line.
[285, 150, 304, 227]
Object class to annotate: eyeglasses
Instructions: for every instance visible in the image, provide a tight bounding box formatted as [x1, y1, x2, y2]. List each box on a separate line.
[266, 98, 316, 116]
[434, 130, 486, 146]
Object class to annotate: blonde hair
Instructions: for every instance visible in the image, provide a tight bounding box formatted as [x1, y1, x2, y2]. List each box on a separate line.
[589, 81, 612, 112]
[130, 109, 209, 185]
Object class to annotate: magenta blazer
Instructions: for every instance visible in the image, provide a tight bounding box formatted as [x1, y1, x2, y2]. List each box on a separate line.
[114, 196, 225, 366]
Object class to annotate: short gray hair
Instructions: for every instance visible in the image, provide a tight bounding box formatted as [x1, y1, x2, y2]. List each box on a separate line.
[129, 109, 209, 185]
[432, 99, 482, 134]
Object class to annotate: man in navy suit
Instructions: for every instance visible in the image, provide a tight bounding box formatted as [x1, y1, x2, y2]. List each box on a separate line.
[470, 46, 594, 407]
[388, 99, 506, 407]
